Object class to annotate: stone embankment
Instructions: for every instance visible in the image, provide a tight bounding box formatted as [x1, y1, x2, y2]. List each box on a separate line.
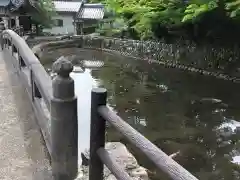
[28, 35, 240, 83]
[81, 35, 240, 82]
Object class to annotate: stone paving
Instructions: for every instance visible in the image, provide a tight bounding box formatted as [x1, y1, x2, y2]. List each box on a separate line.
[0, 51, 52, 180]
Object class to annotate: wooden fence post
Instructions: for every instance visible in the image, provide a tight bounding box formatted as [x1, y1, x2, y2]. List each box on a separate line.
[89, 88, 107, 180]
[51, 56, 78, 180]
[0, 34, 3, 50]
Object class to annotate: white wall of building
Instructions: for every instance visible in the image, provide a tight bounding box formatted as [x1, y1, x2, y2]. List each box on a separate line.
[43, 14, 76, 35]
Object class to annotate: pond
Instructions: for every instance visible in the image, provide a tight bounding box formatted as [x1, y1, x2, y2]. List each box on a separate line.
[42, 48, 240, 180]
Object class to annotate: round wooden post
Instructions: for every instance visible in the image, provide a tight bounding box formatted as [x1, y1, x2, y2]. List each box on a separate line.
[89, 88, 107, 180]
[0, 34, 3, 50]
[51, 56, 78, 180]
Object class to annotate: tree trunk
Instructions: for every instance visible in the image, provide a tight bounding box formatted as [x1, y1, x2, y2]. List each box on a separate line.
[36, 23, 40, 35]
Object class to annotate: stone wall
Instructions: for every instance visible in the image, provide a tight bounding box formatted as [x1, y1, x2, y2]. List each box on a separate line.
[76, 35, 240, 81]
[29, 35, 240, 82]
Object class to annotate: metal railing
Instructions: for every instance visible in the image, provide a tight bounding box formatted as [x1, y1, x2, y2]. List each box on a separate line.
[89, 88, 199, 180]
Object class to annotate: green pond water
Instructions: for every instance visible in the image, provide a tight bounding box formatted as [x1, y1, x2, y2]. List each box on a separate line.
[42, 48, 240, 180]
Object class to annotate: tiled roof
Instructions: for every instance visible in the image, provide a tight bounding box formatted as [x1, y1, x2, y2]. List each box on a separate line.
[10, 0, 38, 12]
[0, 0, 10, 6]
[77, 4, 104, 20]
[11, 0, 24, 8]
[53, 1, 82, 12]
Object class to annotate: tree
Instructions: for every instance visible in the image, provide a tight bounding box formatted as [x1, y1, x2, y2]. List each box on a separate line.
[91, 0, 240, 43]
[31, 0, 56, 30]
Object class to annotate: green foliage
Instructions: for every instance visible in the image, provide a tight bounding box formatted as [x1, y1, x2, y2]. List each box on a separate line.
[93, 0, 240, 40]
[96, 17, 128, 36]
[182, 0, 218, 22]
[226, 0, 240, 17]
[104, 0, 186, 39]
[32, 0, 56, 28]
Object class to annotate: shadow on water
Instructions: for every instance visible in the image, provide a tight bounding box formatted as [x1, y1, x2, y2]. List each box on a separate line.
[43, 48, 240, 180]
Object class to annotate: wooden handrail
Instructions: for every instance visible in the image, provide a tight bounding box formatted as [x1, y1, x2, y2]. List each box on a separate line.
[90, 88, 199, 180]
[1, 30, 78, 180]
[2, 29, 52, 107]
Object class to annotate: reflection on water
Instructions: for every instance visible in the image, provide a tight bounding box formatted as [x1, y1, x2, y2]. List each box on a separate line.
[69, 69, 99, 166]
[70, 70, 91, 165]
[44, 49, 240, 180]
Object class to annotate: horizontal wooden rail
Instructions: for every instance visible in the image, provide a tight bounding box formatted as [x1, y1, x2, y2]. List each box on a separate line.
[1, 30, 78, 180]
[3, 30, 42, 66]
[97, 148, 132, 180]
[90, 88, 198, 180]
[2, 30, 52, 106]
[98, 106, 198, 180]
[31, 64, 52, 108]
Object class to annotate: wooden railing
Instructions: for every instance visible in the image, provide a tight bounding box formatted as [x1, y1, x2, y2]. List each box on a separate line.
[1, 30, 78, 180]
[89, 88, 199, 180]
[1, 30, 199, 180]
